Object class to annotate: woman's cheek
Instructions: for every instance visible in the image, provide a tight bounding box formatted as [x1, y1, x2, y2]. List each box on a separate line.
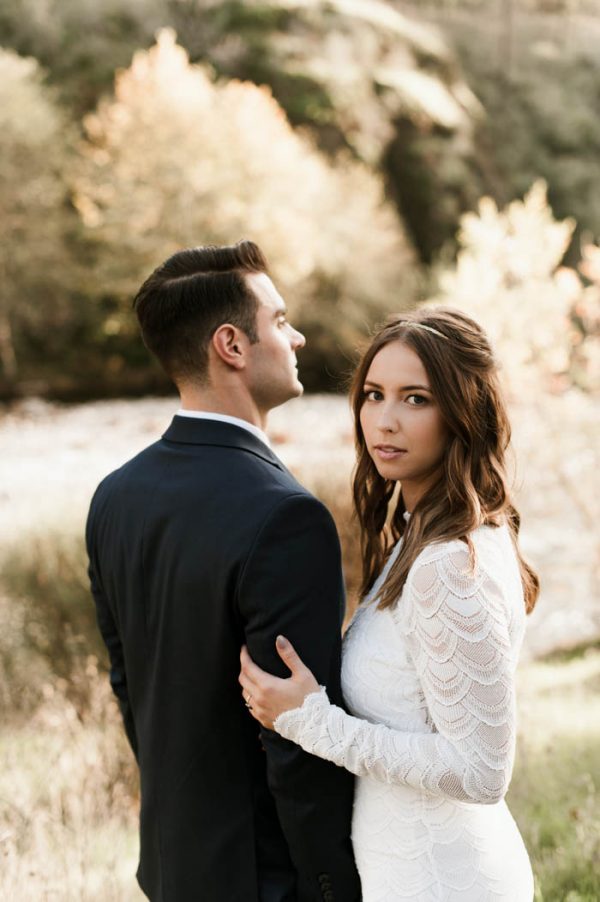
[361, 409, 379, 448]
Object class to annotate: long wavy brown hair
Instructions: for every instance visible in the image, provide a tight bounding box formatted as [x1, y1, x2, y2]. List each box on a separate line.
[351, 306, 539, 614]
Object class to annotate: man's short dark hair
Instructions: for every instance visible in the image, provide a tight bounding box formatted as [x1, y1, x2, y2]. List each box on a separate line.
[133, 240, 268, 384]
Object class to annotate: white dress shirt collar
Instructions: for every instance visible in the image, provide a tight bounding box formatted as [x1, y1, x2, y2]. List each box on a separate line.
[175, 409, 271, 448]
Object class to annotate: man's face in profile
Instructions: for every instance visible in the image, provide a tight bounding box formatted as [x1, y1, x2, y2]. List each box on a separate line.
[245, 272, 306, 412]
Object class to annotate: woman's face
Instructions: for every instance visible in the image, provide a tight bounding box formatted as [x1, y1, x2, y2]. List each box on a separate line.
[359, 339, 449, 509]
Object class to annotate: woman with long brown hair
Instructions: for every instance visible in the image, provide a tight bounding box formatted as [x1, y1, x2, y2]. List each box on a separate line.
[240, 307, 537, 900]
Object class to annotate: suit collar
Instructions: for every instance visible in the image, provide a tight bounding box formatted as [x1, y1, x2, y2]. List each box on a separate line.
[162, 415, 285, 470]
[175, 409, 270, 448]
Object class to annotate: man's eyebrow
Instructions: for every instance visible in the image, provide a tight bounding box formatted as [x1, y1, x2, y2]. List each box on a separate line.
[363, 380, 432, 391]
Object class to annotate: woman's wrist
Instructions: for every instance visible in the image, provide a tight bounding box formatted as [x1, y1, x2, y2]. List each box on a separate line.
[273, 685, 328, 734]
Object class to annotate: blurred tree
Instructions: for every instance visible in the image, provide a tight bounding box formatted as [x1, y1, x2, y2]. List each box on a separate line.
[573, 241, 600, 391]
[465, 58, 600, 262]
[0, 47, 81, 392]
[0, 0, 487, 263]
[1, 0, 598, 397]
[434, 181, 580, 390]
[172, 0, 487, 263]
[73, 29, 416, 389]
[0, 0, 165, 114]
[2, 0, 600, 271]
[419, 0, 600, 259]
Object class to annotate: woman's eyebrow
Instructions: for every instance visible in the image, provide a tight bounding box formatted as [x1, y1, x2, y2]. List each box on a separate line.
[364, 380, 431, 391]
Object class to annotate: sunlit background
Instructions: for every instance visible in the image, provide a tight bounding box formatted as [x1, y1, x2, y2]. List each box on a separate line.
[0, 1, 599, 899]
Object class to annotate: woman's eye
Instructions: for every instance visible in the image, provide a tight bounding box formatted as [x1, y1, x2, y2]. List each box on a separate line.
[406, 394, 427, 406]
[364, 389, 383, 401]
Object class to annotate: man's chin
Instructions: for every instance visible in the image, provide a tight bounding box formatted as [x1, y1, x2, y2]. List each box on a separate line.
[285, 374, 305, 399]
[267, 381, 303, 413]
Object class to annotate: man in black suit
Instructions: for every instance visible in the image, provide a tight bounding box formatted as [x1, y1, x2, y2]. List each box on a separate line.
[86, 241, 361, 902]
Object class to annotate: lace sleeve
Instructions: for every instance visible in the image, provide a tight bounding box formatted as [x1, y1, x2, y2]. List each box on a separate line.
[274, 544, 518, 805]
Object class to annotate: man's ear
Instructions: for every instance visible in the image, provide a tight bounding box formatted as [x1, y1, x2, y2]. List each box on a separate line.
[211, 324, 247, 371]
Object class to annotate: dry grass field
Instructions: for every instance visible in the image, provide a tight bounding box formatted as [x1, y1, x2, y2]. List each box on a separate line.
[1, 393, 599, 900]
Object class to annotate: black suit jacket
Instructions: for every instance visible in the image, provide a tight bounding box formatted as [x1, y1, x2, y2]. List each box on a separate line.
[86, 415, 361, 902]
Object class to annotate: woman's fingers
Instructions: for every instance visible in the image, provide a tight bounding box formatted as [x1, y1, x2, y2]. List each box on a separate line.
[239, 646, 266, 698]
[239, 645, 278, 724]
[239, 669, 268, 723]
[275, 635, 306, 677]
[238, 669, 254, 699]
[238, 640, 314, 731]
[240, 644, 269, 685]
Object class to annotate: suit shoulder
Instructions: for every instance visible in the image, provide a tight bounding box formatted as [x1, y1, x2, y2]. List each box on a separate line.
[196, 442, 319, 505]
[252, 490, 340, 552]
[88, 440, 162, 505]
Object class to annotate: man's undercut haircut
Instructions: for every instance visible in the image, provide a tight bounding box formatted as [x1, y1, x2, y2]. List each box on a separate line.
[133, 240, 268, 384]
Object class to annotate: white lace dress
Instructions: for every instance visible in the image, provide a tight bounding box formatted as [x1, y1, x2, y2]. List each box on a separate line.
[275, 522, 534, 901]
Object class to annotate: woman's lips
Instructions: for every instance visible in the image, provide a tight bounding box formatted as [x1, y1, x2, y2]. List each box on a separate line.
[373, 445, 407, 461]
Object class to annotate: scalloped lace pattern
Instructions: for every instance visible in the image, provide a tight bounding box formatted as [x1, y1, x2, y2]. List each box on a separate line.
[275, 525, 534, 900]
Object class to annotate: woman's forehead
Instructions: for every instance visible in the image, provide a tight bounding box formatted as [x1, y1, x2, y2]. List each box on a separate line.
[366, 340, 429, 385]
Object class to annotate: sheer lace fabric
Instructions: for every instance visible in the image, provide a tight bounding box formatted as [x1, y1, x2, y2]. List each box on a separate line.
[275, 525, 534, 901]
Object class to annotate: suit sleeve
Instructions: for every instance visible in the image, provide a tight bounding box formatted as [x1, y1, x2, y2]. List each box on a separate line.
[237, 492, 361, 902]
[85, 489, 138, 759]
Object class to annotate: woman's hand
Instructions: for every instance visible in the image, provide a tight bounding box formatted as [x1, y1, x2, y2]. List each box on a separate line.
[239, 635, 320, 730]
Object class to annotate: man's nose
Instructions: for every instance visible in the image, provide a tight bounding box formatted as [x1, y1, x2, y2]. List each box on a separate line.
[291, 327, 305, 350]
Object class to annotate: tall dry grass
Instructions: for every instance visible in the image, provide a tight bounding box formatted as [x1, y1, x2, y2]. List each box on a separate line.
[0, 673, 140, 901]
[2, 548, 599, 899]
[0, 532, 141, 899]
[0, 394, 599, 899]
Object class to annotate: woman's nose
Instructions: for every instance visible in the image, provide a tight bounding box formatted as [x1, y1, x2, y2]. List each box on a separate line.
[376, 405, 398, 433]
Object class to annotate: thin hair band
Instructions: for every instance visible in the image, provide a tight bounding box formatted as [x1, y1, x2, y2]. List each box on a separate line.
[404, 322, 450, 341]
